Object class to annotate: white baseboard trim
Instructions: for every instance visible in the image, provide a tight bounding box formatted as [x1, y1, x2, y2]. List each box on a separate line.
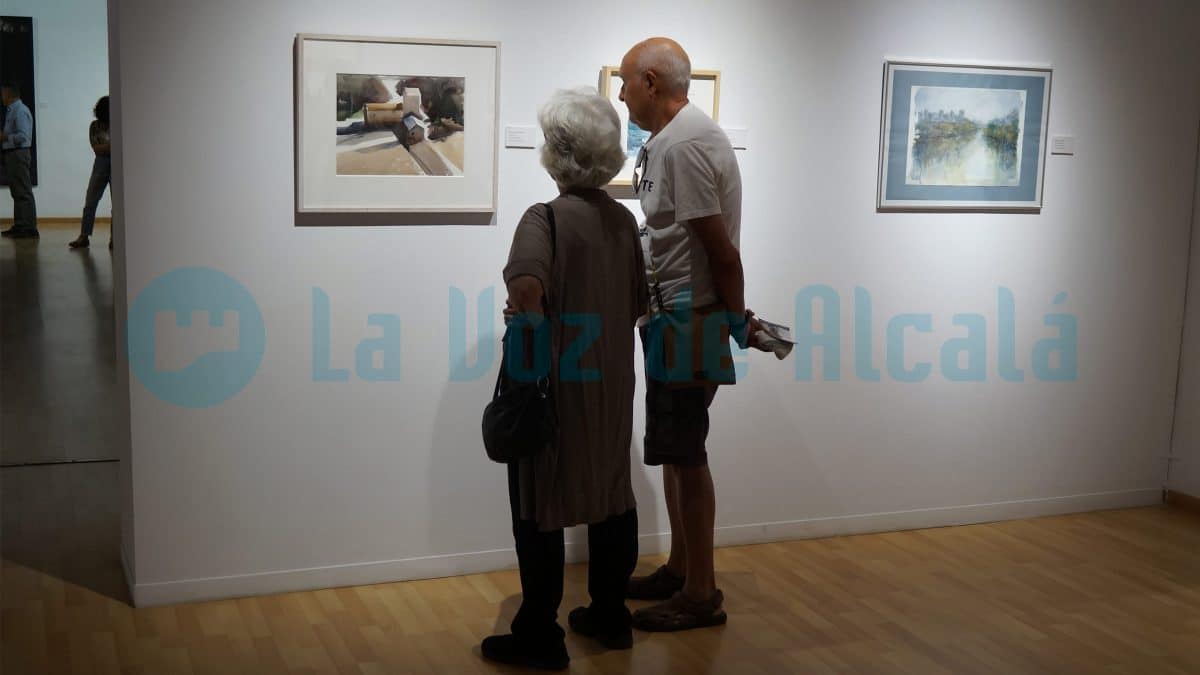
[130, 487, 1160, 607]
[701, 487, 1162, 550]
[132, 547, 523, 607]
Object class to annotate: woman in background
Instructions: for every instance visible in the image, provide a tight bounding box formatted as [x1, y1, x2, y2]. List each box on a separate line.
[69, 95, 111, 250]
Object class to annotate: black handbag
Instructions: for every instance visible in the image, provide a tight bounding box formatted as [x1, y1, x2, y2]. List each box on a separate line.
[482, 204, 558, 464]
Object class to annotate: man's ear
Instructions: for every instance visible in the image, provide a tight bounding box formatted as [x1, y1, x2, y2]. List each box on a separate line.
[644, 69, 658, 98]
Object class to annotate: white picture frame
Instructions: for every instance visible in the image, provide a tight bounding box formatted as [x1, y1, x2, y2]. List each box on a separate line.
[295, 34, 500, 215]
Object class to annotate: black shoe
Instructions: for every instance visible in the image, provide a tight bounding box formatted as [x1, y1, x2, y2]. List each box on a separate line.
[5, 229, 38, 239]
[480, 634, 569, 671]
[568, 606, 633, 650]
[626, 564, 685, 600]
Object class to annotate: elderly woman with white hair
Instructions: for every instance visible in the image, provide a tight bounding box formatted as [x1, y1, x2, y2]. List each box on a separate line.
[482, 88, 648, 670]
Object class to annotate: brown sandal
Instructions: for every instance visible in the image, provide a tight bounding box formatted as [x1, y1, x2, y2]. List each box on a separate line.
[632, 589, 727, 632]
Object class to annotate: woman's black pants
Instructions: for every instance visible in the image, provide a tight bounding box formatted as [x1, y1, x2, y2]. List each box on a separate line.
[506, 461, 638, 644]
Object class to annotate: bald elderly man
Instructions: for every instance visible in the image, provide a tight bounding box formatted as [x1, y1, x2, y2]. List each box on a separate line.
[613, 38, 757, 633]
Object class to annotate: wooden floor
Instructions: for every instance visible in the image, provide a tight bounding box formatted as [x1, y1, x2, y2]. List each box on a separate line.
[3, 480, 1199, 675]
[0, 221, 120, 466]
[5, 221, 1200, 673]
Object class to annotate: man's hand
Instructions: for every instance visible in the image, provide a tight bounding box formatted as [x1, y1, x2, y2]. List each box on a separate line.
[745, 310, 766, 349]
[731, 309, 765, 350]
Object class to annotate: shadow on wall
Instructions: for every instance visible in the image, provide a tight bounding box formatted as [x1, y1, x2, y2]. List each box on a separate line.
[429, 330, 666, 564]
[702, 374, 839, 543]
[294, 212, 494, 227]
[628, 435, 662, 569]
[0, 462, 131, 606]
[629, 326, 840, 552]
[430, 330, 669, 618]
[428, 334, 515, 567]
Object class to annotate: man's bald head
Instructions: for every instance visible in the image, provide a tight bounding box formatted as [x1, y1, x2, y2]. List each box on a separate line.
[623, 37, 691, 98]
[617, 37, 692, 133]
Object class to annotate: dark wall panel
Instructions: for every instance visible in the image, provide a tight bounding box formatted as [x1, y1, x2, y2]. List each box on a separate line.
[0, 16, 37, 186]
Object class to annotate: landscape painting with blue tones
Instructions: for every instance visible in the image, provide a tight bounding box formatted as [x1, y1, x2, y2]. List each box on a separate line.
[627, 120, 650, 158]
[906, 86, 1025, 187]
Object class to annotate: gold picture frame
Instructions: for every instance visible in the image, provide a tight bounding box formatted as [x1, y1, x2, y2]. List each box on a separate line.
[598, 66, 721, 189]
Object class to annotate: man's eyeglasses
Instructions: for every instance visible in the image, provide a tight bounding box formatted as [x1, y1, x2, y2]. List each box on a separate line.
[631, 146, 648, 195]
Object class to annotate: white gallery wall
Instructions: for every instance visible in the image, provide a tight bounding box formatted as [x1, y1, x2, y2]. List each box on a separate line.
[1, 0, 110, 220]
[1169, 136, 1200, 498]
[109, 0, 1200, 605]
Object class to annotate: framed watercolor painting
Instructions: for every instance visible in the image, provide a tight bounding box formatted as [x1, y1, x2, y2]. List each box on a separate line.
[878, 60, 1052, 212]
[598, 65, 721, 188]
[295, 34, 500, 214]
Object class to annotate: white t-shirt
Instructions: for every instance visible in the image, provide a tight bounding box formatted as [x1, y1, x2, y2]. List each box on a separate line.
[636, 102, 742, 312]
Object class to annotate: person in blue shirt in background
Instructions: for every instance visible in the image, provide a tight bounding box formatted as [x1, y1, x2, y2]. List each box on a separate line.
[0, 83, 38, 239]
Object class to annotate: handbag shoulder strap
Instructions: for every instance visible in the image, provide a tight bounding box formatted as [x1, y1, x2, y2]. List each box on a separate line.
[544, 202, 557, 260]
[542, 202, 557, 315]
[542, 202, 563, 388]
[494, 201, 560, 397]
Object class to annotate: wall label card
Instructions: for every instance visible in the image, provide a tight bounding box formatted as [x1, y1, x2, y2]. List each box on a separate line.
[504, 125, 538, 149]
[1051, 135, 1075, 155]
[722, 126, 749, 150]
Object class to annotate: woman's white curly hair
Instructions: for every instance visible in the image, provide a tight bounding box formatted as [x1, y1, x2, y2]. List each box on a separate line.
[538, 88, 626, 190]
